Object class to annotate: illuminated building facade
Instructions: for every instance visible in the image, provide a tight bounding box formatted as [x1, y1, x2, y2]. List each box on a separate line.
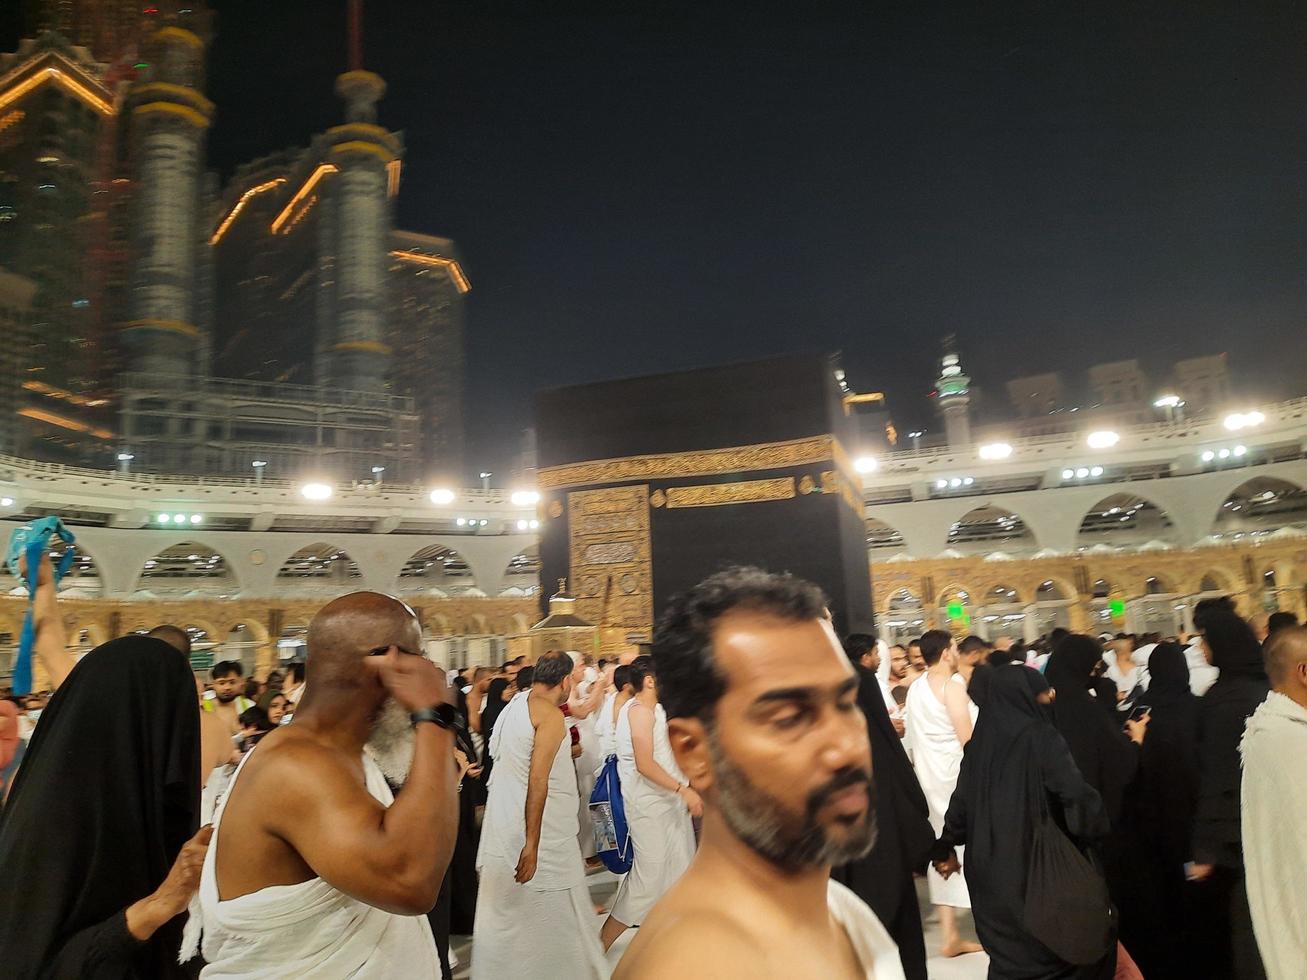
[1, 2, 465, 481]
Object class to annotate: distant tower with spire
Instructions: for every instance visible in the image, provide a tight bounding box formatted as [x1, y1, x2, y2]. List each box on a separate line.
[935, 335, 972, 447]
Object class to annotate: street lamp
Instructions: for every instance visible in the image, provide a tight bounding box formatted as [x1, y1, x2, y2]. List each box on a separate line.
[116, 452, 134, 475]
[479, 471, 492, 492]
[908, 430, 925, 452]
[252, 460, 267, 485]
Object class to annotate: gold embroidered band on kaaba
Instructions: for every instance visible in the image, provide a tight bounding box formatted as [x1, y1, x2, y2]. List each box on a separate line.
[539, 434, 858, 491]
[663, 477, 796, 508]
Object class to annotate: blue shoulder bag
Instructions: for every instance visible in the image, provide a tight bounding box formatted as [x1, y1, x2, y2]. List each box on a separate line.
[588, 753, 634, 874]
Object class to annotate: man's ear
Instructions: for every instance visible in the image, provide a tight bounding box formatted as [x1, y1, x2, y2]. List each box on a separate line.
[667, 716, 713, 793]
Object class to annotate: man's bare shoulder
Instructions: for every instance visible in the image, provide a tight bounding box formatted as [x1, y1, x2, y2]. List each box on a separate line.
[230, 730, 365, 810]
[615, 898, 760, 979]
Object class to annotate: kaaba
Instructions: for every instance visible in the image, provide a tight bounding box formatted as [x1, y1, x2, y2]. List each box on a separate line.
[534, 352, 875, 641]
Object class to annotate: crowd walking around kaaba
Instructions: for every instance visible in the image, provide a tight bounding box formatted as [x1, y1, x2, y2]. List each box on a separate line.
[1, 552, 1305, 979]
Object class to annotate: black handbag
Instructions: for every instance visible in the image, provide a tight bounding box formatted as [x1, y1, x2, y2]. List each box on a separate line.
[1023, 788, 1114, 965]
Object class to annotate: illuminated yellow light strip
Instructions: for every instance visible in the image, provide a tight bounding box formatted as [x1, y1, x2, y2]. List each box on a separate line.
[121, 318, 201, 338]
[133, 101, 210, 128]
[153, 26, 204, 50]
[0, 109, 24, 135]
[19, 408, 114, 440]
[0, 66, 114, 117]
[844, 392, 886, 405]
[22, 380, 99, 406]
[270, 164, 337, 234]
[389, 250, 472, 293]
[331, 340, 393, 356]
[133, 81, 214, 115]
[386, 158, 402, 198]
[210, 177, 286, 245]
[329, 139, 396, 163]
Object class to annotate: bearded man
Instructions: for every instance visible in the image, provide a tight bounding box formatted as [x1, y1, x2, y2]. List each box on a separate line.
[616, 566, 904, 979]
[191, 592, 456, 976]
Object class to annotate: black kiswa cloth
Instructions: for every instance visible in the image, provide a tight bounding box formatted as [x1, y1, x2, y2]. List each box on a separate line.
[0, 636, 200, 979]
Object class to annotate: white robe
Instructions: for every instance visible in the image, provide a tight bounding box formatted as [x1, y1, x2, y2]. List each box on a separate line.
[905, 673, 976, 909]
[827, 879, 908, 979]
[610, 699, 696, 925]
[191, 751, 440, 979]
[474, 692, 607, 979]
[1241, 691, 1307, 980]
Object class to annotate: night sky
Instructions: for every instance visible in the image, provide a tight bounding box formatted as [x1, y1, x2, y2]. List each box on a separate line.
[12, 1, 1307, 479]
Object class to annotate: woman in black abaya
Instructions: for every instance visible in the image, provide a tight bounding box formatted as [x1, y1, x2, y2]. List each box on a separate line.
[0, 636, 206, 979]
[1115, 642, 1202, 979]
[934, 667, 1113, 979]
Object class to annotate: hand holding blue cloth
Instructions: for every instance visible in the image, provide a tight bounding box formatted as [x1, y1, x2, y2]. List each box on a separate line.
[5, 517, 76, 694]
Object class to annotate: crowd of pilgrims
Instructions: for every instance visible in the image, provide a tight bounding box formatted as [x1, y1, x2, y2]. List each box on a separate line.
[0, 551, 1302, 979]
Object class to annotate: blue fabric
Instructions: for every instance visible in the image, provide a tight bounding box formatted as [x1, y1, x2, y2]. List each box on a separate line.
[5, 517, 76, 695]
[588, 753, 635, 874]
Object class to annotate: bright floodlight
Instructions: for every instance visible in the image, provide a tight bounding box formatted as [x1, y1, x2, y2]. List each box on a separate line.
[189, 514, 202, 524]
[1224, 411, 1265, 431]
[429, 488, 456, 505]
[1234, 445, 1247, 457]
[0, 497, 12, 507]
[978, 442, 1012, 461]
[517, 520, 529, 530]
[1154, 394, 1182, 409]
[1087, 431, 1120, 449]
[510, 490, 540, 507]
[1201, 450, 1216, 462]
[1061, 469, 1075, 480]
[854, 456, 878, 474]
[172, 513, 187, 523]
[300, 482, 333, 501]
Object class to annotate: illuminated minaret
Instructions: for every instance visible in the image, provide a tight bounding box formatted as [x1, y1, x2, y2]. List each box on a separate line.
[935, 335, 972, 448]
[122, 6, 214, 379]
[323, 0, 400, 393]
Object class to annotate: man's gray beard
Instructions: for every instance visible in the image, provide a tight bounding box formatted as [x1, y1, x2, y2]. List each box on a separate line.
[367, 699, 416, 785]
[705, 726, 876, 873]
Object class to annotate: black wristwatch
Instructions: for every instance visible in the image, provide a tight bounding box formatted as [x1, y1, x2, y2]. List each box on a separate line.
[410, 703, 462, 733]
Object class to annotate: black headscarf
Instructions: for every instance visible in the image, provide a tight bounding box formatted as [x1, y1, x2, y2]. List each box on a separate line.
[1202, 610, 1267, 680]
[1046, 635, 1138, 826]
[1130, 642, 1200, 853]
[0, 636, 200, 978]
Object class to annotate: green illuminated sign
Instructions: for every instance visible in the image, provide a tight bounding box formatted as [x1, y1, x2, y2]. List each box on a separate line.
[1108, 599, 1126, 618]
[946, 601, 965, 620]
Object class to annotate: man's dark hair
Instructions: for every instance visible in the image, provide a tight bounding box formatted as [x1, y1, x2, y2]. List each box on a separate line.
[243, 678, 260, 699]
[613, 664, 633, 692]
[918, 630, 953, 666]
[842, 633, 877, 666]
[510, 655, 527, 667]
[288, 662, 306, 684]
[1049, 627, 1071, 648]
[1268, 611, 1299, 636]
[907, 637, 922, 649]
[626, 654, 655, 694]
[211, 660, 243, 681]
[959, 635, 991, 656]
[515, 666, 536, 690]
[146, 624, 191, 656]
[651, 566, 827, 722]
[532, 650, 572, 688]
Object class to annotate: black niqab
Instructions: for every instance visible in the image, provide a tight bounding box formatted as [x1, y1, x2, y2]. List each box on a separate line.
[0, 636, 200, 978]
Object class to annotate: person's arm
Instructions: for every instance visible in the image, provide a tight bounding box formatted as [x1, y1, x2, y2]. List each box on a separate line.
[567, 672, 607, 720]
[516, 704, 565, 883]
[266, 652, 458, 915]
[932, 777, 969, 877]
[630, 702, 702, 817]
[943, 678, 974, 746]
[1040, 730, 1109, 842]
[42, 826, 212, 974]
[22, 554, 72, 690]
[467, 687, 485, 734]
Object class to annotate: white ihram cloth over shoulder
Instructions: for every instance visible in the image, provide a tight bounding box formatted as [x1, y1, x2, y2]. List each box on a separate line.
[904, 672, 976, 909]
[473, 692, 607, 979]
[610, 699, 696, 925]
[828, 879, 908, 979]
[190, 748, 439, 979]
[1241, 691, 1307, 980]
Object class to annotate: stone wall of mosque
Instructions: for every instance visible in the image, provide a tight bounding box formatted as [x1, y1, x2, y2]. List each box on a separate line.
[870, 536, 1307, 643]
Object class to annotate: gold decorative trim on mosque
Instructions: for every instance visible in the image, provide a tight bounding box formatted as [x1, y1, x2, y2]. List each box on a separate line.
[328, 123, 401, 153]
[568, 485, 653, 632]
[330, 340, 393, 356]
[649, 489, 667, 508]
[664, 477, 796, 509]
[539, 434, 856, 491]
[133, 101, 210, 128]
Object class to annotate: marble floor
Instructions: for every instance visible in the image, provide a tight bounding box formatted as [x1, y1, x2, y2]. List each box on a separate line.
[449, 871, 988, 979]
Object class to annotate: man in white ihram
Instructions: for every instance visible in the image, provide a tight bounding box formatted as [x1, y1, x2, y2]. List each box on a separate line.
[190, 593, 456, 977]
[473, 649, 608, 978]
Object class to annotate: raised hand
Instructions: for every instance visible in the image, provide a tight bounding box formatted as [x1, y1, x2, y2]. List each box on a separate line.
[363, 648, 453, 711]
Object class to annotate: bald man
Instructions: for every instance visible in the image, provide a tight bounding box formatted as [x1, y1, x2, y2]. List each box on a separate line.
[193, 593, 457, 976]
[1242, 626, 1307, 980]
